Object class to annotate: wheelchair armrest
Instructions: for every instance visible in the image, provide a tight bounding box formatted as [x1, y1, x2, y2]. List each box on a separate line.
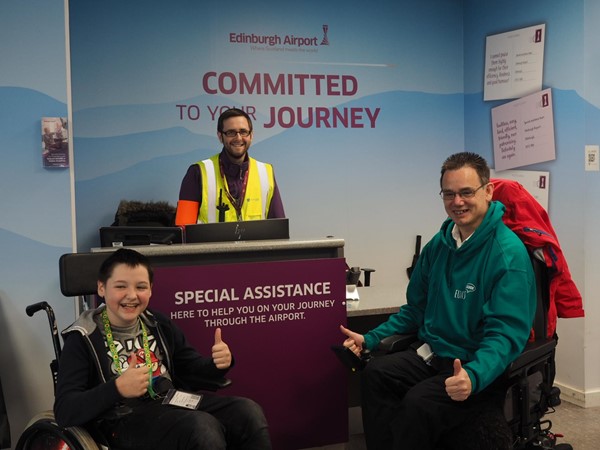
[154, 373, 231, 392]
[197, 376, 232, 391]
[99, 376, 232, 421]
[331, 333, 418, 372]
[379, 333, 418, 354]
[100, 404, 133, 421]
[331, 345, 367, 371]
[505, 338, 557, 378]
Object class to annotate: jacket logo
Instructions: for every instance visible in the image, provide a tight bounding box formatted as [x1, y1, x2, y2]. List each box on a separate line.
[454, 283, 476, 300]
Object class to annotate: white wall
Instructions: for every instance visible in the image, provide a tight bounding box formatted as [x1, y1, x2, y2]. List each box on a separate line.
[0, 0, 73, 445]
[464, 0, 600, 407]
[2, 0, 600, 448]
[582, 0, 600, 403]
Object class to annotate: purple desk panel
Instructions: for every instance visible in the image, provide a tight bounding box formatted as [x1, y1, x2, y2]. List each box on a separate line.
[151, 257, 348, 449]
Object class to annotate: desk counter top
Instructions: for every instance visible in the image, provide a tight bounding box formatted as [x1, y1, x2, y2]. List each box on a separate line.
[92, 237, 345, 256]
[346, 285, 404, 317]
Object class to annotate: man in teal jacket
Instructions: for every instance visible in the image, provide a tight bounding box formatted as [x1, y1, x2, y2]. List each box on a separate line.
[340, 152, 536, 450]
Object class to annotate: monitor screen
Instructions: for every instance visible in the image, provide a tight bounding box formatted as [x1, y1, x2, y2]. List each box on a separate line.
[99, 226, 184, 247]
[184, 218, 289, 244]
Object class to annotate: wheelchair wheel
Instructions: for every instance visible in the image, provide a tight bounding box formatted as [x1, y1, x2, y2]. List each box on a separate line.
[16, 411, 101, 450]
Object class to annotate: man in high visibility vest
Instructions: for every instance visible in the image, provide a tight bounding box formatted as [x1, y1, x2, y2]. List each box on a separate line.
[175, 108, 285, 225]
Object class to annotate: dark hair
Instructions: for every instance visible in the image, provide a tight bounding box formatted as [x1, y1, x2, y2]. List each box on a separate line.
[217, 108, 253, 133]
[440, 152, 490, 187]
[98, 248, 154, 284]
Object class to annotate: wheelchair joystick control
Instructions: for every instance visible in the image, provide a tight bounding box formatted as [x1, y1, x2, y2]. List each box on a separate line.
[362, 268, 375, 287]
[360, 349, 372, 364]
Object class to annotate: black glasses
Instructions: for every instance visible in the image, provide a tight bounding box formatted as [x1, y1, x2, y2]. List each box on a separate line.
[440, 183, 487, 201]
[221, 129, 251, 138]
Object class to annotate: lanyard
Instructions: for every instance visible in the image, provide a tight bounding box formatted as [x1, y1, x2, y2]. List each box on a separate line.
[102, 309, 157, 399]
[219, 161, 249, 221]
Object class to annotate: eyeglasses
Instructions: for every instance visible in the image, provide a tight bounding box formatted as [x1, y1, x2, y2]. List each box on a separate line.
[439, 183, 487, 201]
[221, 129, 251, 138]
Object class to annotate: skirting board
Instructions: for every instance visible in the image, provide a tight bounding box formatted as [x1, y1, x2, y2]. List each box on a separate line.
[555, 382, 600, 408]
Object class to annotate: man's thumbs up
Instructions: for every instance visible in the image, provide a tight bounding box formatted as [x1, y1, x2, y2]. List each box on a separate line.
[453, 358, 462, 377]
[445, 358, 472, 401]
[212, 327, 232, 369]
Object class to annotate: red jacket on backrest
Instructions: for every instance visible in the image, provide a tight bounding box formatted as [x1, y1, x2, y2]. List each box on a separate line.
[492, 178, 584, 339]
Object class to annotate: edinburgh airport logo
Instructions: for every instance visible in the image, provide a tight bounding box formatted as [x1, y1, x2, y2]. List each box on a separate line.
[229, 24, 330, 50]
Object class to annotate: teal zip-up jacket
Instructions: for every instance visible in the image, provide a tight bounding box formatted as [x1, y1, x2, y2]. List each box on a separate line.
[364, 201, 536, 393]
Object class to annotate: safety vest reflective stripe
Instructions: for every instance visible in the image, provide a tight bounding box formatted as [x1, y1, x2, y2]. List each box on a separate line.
[201, 158, 217, 223]
[256, 161, 270, 216]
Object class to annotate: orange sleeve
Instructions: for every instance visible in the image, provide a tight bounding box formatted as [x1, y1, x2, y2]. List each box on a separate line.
[175, 200, 200, 226]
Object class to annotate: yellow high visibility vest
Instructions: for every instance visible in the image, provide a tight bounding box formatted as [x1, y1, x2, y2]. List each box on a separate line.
[197, 154, 275, 223]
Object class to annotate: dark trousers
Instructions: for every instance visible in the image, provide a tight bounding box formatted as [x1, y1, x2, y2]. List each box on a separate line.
[360, 349, 505, 450]
[101, 393, 271, 450]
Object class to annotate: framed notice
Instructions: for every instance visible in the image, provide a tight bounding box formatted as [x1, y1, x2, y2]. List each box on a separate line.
[41, 117, 69, 168]
[484, 24, 545, 101]
[491, 88, 555, 171]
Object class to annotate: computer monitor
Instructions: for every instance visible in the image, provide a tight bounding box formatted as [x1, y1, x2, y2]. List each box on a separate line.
[99, 226, 184, 247]
[184, 218, 289, 244]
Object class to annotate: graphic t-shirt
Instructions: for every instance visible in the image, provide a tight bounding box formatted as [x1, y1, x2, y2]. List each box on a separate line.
[94, 313, 169, 379]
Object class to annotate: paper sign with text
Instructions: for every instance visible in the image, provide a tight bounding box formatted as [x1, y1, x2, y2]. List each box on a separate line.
[491, 88, 556, 171]
[41, 117, 69, 168]
[484, 24, 545, 101]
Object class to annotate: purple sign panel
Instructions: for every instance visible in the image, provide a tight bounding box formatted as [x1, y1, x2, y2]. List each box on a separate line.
[151, 257, 348, 449]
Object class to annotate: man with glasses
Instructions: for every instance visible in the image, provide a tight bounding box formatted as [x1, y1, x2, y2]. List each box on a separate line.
[340, 152, 536, 449]
[176, 108, 285, 225]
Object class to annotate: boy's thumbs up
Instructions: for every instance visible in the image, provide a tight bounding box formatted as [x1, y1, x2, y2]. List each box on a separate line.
[128, 352, 137, 368]
[212, 327, 231, 369]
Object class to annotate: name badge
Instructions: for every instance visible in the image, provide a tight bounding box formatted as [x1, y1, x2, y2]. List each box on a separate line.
[162, 389, 202, 410]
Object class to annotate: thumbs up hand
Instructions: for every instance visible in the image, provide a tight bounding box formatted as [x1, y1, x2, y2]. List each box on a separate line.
[452, 358, 462, 377]
[212, 327, 232, 369]
[339, 325, 365, 357]
[115, 352, 151, 398]
[444, 359, 472, 401]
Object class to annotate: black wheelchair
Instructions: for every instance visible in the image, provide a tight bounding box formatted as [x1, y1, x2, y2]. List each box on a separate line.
[16, 252, 231, 450]
[334, 252, 573, 450]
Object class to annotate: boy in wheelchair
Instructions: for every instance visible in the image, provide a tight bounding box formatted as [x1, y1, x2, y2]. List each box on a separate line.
[53, 248, 271, 450]
[340, 152, 537, 450]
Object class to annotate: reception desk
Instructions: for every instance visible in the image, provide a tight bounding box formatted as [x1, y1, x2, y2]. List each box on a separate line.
[61, 238, 347, 449]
